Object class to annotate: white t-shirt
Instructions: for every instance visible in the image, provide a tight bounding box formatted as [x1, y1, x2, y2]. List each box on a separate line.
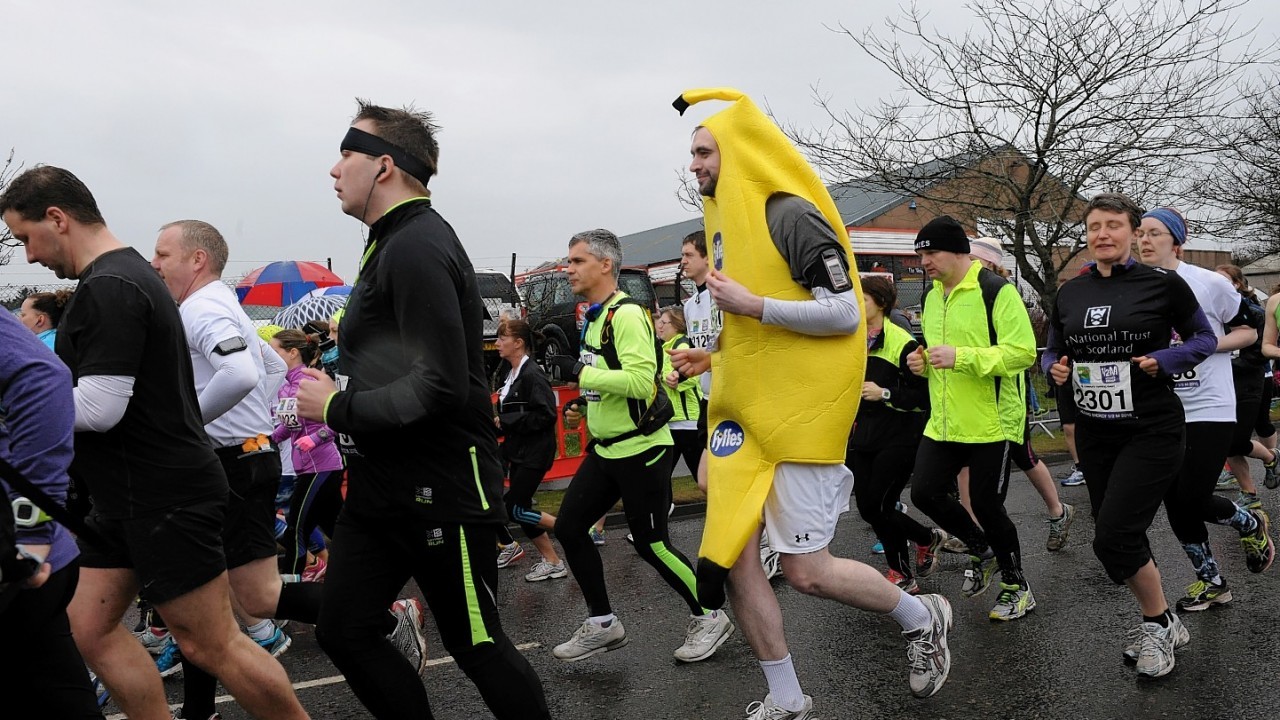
[499, 355, 528, 402]
[180, 281, 275, 447]
[683, 284, 721, 399]
[1173, 261, 1241, 423]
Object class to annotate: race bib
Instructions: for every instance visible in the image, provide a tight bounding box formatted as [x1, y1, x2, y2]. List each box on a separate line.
[579, 351, 601, 402]
[1072, 361, 1135, 418]
[334, 373, 359, 455]
[276, 398, 301, 430]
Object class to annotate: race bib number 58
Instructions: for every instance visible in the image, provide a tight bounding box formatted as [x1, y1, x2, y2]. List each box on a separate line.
[1073, 361, 1134, 418]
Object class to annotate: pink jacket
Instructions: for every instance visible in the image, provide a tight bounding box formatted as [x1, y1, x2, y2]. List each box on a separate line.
[271, 365, 344, 474]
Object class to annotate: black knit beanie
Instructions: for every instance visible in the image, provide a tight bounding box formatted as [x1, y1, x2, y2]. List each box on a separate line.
[914, 216, 970, 254]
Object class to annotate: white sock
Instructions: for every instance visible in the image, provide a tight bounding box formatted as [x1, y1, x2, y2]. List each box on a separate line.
[588, 613, 617, 627]
[887, 591, 932, 633]
[760, 654, 806, 712]
[246, 619, 276, 641]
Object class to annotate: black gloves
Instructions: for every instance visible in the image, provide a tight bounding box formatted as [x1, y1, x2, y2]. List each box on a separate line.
[547, 355, 585, 383]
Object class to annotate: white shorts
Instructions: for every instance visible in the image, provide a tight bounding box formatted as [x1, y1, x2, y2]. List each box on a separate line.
[762, 462, 853, 555]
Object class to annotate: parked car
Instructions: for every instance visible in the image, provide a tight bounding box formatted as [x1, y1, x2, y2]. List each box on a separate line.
[475, 271, 525, 381]
[516, 266, 658, 371]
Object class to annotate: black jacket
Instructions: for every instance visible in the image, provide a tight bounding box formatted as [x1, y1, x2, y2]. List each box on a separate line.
[325, 199, 505, 525]
[496, 359, 558, 470]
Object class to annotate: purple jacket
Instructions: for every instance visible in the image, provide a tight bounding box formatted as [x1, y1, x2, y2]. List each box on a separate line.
[271, 365, 343, 474]
[0, 312, 78, 574]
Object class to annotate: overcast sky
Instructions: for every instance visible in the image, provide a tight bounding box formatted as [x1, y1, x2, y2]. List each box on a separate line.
[2, 0, 1276, 289]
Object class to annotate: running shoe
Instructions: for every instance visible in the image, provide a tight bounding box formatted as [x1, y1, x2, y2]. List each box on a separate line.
[273, 512, 288, 540]
[1236, 492, 1263, 511]
[174, 712, 223, 720]
[137, 626, 170, 655]
[871, 540, 885, 555]
[916, 529, 948, 577]
[760, 530, 783, 580]
[904, 594, 953, 698]
[496, 541, 525, 568]
[588, 527, 606, 546]
[1046, 502, 1076, 552]
[1216, 467, 1238, 491]
[960, 555, 998, 598]
[525, 560, 568, 582]
[552, 617, 628, 661]
[885, 568, 919, 595]
[88, 668, 110, 709]
[1242, 509, 1275, 573]
[673, 610, 734, 663]
[390, 598, 428, 675]
[1175, 579, 1232, 612]
[1265, 448, 1280, 490]
[155, 635, 183, 678]
[1123, 612, 1190, 664]
[1059, 465, 1085, 487]
[942, 536, 969, 554]
[744, 694, 814, 719]
[761, 549, 782, 581]
[254, 626, 292, 658]
[1134, 614, 1189, 678]
[301, 555, 328, 583]
[988, 582, 1036, 621]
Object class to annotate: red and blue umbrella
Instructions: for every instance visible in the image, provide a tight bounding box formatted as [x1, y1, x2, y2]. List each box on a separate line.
[235, 261, 345, 306]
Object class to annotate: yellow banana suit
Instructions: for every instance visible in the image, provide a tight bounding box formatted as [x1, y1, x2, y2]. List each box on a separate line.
[674, 88, 866, 608]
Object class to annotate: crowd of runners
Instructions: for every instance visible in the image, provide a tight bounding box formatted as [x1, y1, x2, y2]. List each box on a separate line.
[0, 91, 1277, 720]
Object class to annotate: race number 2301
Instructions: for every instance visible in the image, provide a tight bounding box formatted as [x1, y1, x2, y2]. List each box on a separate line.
[1072, 361, 1134, 415]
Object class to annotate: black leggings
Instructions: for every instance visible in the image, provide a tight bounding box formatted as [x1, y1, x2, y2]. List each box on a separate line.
[1165, 422, 1239, 544]
[849, 443, 933, 576]
[910, 438, 1022, 577]
[316, 512, 548, 720]
[555, 446, 703, 617]
[280, 470, 343, 575]
[0, 563, 102, 719]
[504, 462, 551, 540]
[671, 428, 704, 479]
[1255, 376, 1276, 440]
[1077, 419, 1183, 583]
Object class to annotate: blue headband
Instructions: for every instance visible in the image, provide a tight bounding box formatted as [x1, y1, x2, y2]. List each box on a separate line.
[1143, 207, 1186, 246]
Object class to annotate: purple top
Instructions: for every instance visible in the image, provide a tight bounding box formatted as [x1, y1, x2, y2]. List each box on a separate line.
[0, 311, 77, 573]
[271, 365, 343, 474]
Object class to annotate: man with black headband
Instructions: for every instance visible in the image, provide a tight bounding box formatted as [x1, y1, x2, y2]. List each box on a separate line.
[296, 99, 549, 720]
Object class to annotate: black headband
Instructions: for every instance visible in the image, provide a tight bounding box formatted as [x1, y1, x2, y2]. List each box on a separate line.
[340, 127, 434, 188]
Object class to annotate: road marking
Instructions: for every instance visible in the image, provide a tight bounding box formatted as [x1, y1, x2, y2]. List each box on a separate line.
[105, 642, 542, 719]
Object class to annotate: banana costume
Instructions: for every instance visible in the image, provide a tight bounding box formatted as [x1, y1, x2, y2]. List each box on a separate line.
[674, 88, 866, 608]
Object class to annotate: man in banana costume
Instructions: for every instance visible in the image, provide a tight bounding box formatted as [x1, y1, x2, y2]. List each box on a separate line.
[670, 88, 955, 717]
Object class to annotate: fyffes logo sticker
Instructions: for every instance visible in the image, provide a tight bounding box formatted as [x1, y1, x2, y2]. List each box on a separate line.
[710, 420, 745, 456]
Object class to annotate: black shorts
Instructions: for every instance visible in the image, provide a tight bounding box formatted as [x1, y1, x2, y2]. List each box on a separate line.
[1010, 420, 1041, 473]
[1055, 382, 1078, 425]
[77, 496, 227, 604]
[217, 448, 283, 569]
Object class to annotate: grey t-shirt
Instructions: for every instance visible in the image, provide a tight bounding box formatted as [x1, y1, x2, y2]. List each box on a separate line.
[764, 193, 849, 292]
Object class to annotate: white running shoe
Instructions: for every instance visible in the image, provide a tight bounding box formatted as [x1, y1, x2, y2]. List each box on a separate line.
[744, 694, 814, 719]
[759, 530, 783, 579]
[389, 598, 428, 675]
[552, 617, 628, 661]
[524, 560, 568, 582]
[496, 541, 525, 568]
[673, 610, 734, 662]
[1124, 612, 1189, 665]
[136, 626, 170, 655]
[905, 594, 953, 698]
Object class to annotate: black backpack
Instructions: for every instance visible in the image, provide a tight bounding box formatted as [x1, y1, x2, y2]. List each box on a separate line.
[580, 297, 674, 447]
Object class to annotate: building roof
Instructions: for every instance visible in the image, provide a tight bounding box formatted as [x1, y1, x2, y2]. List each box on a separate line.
[617, 153, 985, 267]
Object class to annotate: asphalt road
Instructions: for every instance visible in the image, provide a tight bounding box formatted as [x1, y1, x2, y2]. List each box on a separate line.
[107, 455, 1280, 720]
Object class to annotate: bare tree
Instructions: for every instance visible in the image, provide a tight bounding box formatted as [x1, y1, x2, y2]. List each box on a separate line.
[792, 0, 1271, 312]
[0, 149, 19, 267]
[674, 169, 703, 214]
[1192, 78, 1280, 258]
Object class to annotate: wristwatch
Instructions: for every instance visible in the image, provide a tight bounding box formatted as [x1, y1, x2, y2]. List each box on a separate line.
[881, 389, 892, 401]
[12, 497, 53, 528]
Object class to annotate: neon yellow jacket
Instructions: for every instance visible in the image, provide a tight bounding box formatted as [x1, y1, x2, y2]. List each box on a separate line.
[919, 261, 1035, 443]
[661, 335, 701, 423]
